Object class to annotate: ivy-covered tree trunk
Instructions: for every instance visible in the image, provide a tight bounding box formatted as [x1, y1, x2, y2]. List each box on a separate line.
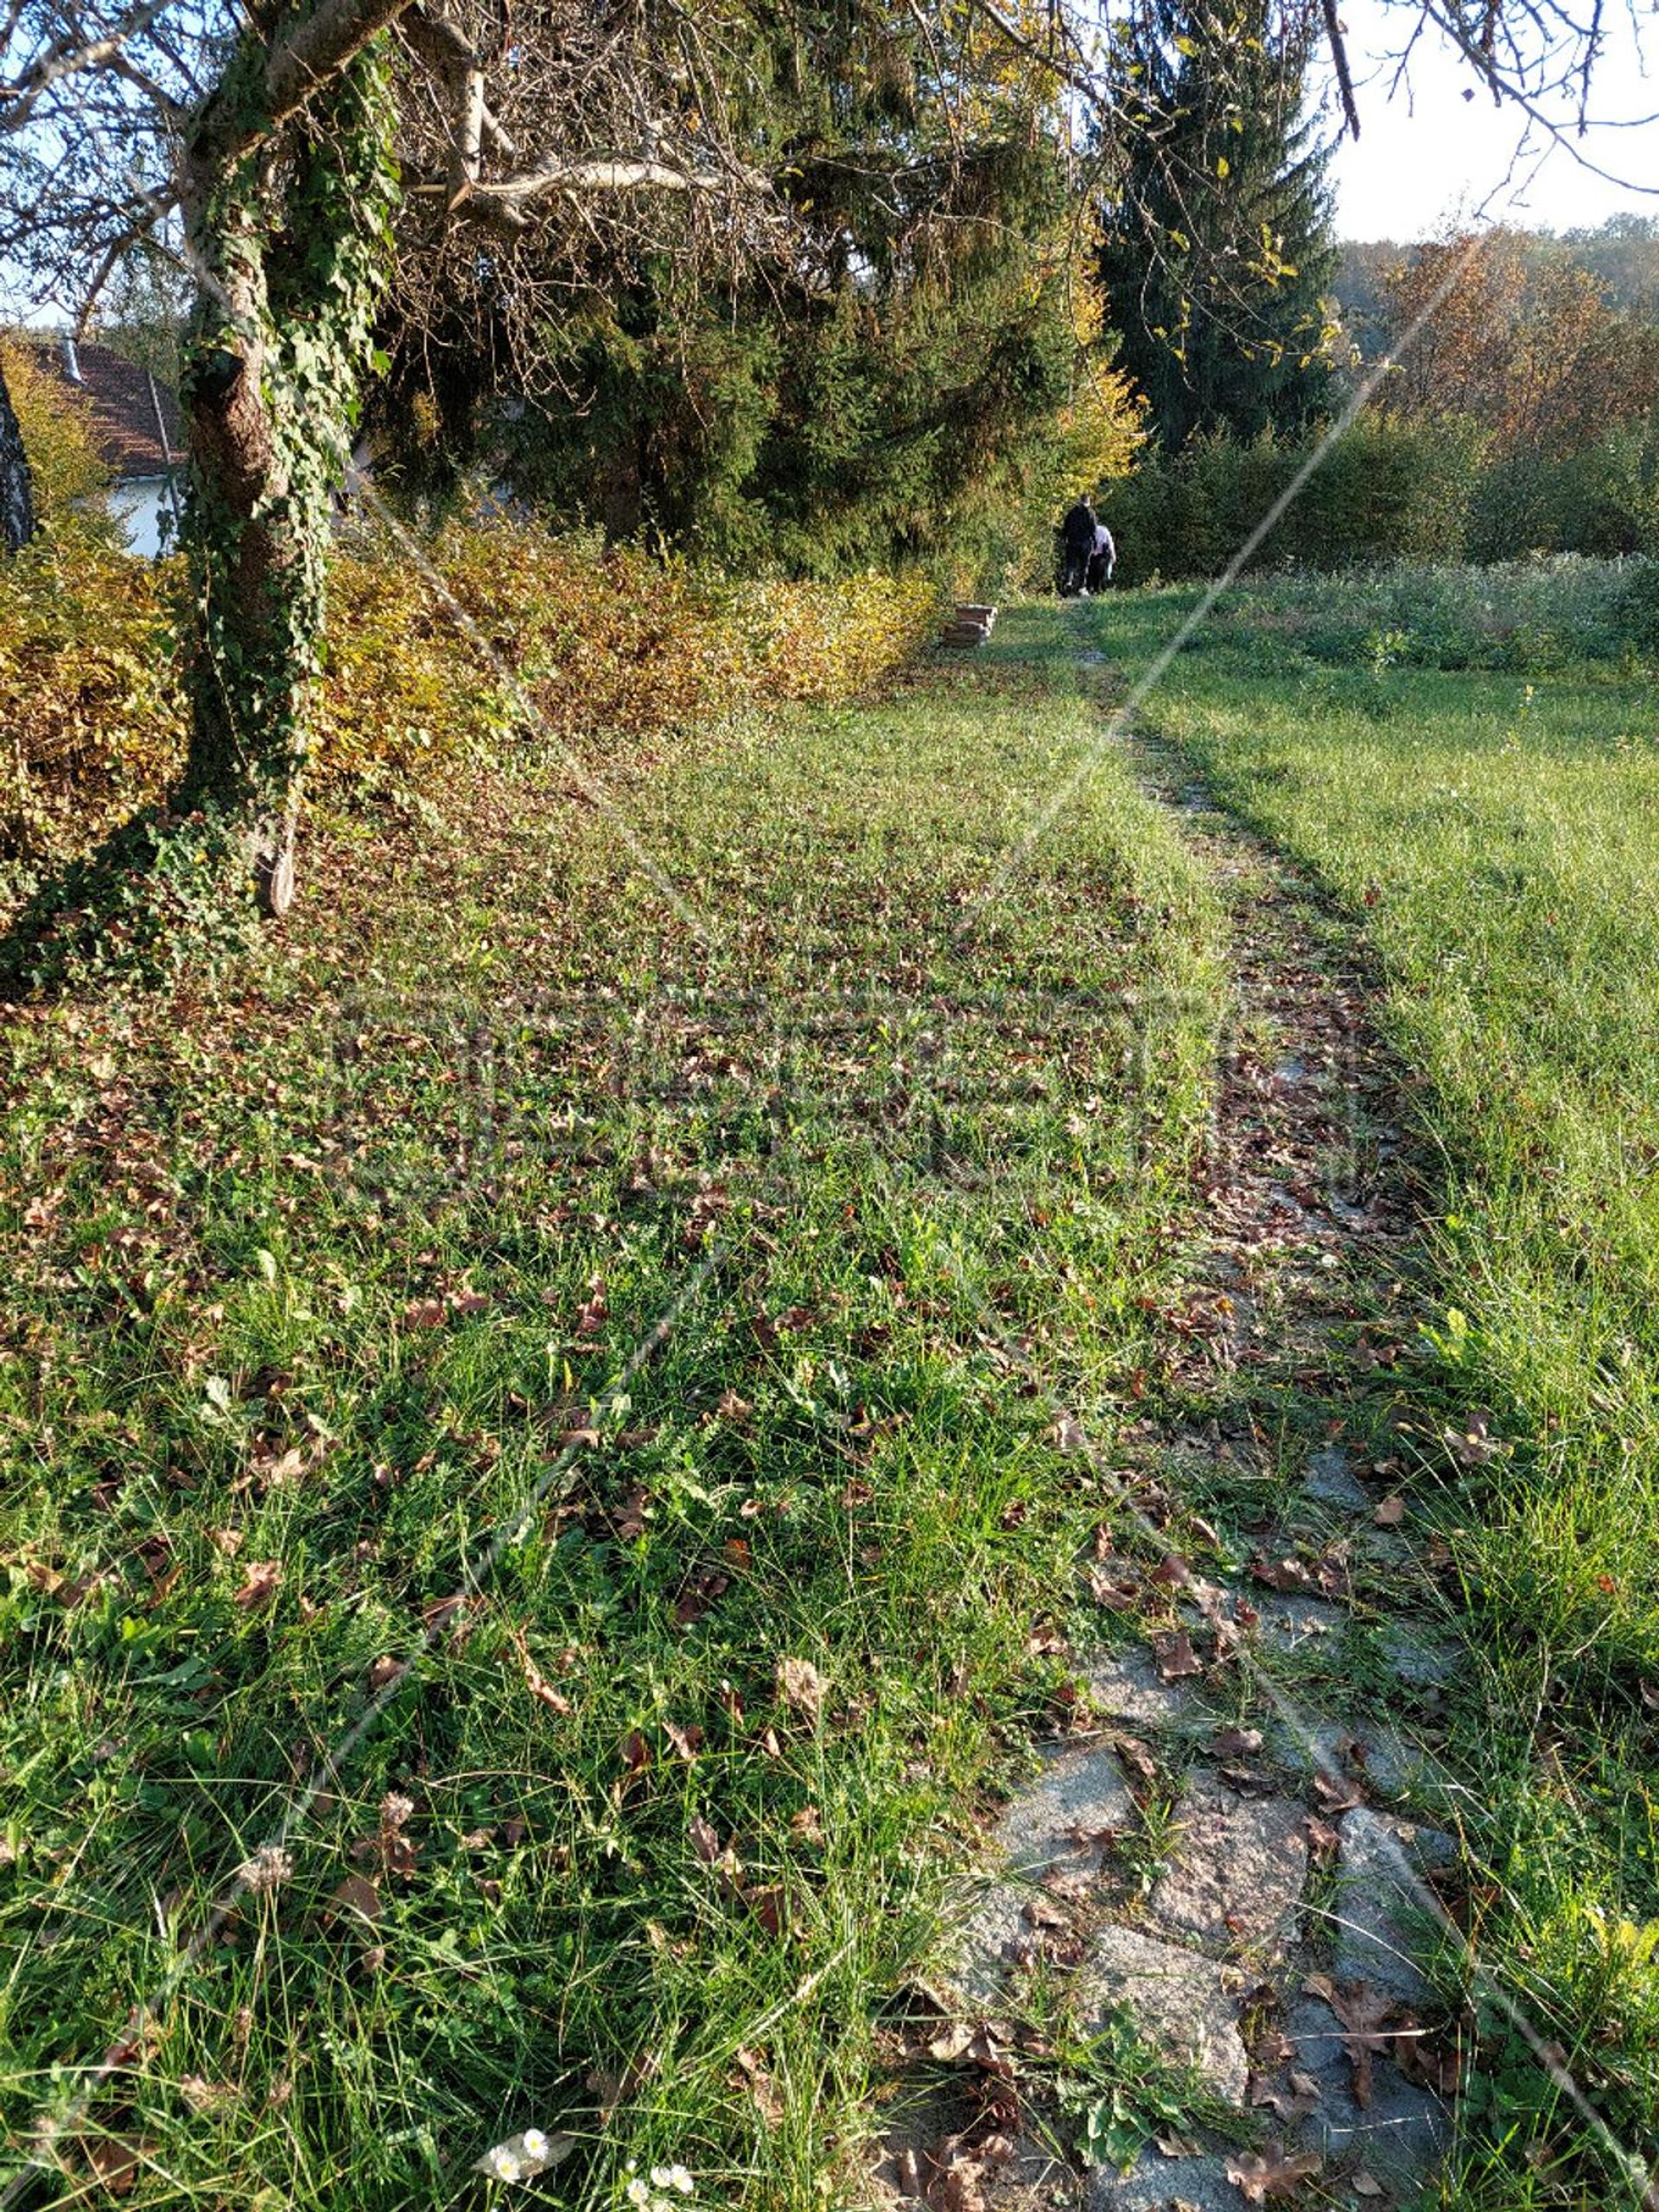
[175, 44, 397, 915]
[0, 357, 35, 553]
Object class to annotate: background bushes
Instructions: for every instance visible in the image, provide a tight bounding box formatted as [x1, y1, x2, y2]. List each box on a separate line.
[1102, 414, 1488, 585]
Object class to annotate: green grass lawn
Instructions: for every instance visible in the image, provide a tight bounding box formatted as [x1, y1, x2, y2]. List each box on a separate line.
[0, 613, 1225, 2209]
[1092, 575, 1659, 2204]
[10, 564, 1659, 2210]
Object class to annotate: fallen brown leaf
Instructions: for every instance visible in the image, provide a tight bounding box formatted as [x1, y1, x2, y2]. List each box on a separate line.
[327, 1872, 384, 1926]
[1225, 2144, 1323, 2201]
[83, 2135, 155, 2197]
[1304, 1975, 1397, 2107]
[748, 1884, 786, 1937]
[1151, 1629, 1203, 1681]
[1252, 1555, 1316, 1593]
[232, 1560, 282, 1610]
[734, 2044, 783, 2126]
[513, 1633, 573, 1717]
[1248, 2072, 1320, 2126]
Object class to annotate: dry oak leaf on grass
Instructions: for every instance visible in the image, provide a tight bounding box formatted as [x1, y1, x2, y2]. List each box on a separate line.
[1224, 2142, 1322, 2201]
[777, 1655, 827, 1724]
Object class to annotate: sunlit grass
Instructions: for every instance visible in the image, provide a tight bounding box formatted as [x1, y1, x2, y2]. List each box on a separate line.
[0, 614, 1224, 2209]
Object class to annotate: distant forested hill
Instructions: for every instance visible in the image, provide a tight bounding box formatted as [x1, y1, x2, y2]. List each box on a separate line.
[1335, 215, 1659, 361]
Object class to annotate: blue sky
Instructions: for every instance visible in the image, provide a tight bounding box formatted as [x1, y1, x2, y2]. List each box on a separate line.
[1327, 0, 1659, 237]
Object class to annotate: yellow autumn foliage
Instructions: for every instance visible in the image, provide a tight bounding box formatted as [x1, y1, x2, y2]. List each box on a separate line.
[0, 499, 944, 895]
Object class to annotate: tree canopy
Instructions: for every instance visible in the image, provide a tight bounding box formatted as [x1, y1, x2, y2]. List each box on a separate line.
[1096, 0, 1338, 453]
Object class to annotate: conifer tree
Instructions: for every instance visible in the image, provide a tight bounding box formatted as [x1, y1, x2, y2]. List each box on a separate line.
[1097, 0, 1338, 452]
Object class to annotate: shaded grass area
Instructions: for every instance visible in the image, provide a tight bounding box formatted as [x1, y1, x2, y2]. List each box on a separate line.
[1092, 581, 1659, 2205]
[0, 611, 1224, 2209]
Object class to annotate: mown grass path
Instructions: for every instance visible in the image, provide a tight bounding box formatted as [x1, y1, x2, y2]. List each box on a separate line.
[5, 594, 1652, 2212]
[874, 650, 1483, 2212]
[1056, 593, 1659, 2212]
[0, 609, 1224, 2211]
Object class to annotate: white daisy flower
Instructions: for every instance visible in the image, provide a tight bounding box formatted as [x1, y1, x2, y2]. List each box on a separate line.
[485, 2145, 523, 2182]
[626, 2180, 652, 2207]
[521, 2129, 549, 2161]
[668, 2167, 695, 2196]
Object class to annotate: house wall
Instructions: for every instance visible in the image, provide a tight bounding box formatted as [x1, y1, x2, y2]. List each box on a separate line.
[108, 475, 181, 558]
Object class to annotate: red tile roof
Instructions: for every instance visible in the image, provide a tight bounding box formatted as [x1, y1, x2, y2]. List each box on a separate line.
[35, 339, 182, 480]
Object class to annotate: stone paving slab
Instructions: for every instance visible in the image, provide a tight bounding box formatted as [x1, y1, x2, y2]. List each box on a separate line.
[995, 1742, 1137, 1878]
[1303, 1445, 1371, 1511]
[1147, 1770, 1308, 1955]
[1078, 1924, 1249, 2104]
[1332, 1808, 1457, 2004]
[1379, 1623, 1459, 1688]
[1266, 1715, 1446, 1807]
[1088, 2146, 1243, 2210]
[944, 1745, 1136, 2005]
[1083, 1647, 1198, 1731]
[1286, 1993, 1447, 2178]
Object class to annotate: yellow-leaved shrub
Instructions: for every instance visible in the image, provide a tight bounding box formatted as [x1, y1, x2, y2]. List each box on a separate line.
[0, 510, 944, 898]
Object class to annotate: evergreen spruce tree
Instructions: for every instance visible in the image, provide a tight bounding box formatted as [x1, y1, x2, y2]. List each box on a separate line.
[1098, 0, 1338, 452]
[373, 7, 1102, 580]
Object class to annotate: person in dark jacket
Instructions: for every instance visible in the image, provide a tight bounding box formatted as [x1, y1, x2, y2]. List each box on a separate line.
[1058, 493, 1096, 596]
[1086, 518, 1116, 593]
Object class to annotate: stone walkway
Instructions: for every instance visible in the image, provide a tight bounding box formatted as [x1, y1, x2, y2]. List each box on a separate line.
[876, 733, 1466, 2212]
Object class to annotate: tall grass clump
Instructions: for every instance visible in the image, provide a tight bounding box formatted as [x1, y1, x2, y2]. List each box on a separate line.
[1196, 553, 1656, 673]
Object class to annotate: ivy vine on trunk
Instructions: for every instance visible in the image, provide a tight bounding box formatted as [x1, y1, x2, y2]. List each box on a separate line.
[176, 36, 398, 915]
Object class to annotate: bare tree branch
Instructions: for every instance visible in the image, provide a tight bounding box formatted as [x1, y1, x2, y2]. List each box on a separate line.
[194, 0, 416, 160]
